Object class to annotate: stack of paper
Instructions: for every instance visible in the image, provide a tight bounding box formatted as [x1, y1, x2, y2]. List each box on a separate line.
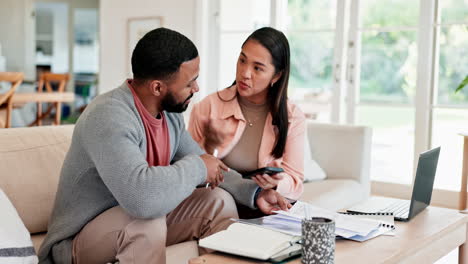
[340, 212, 396, 238]
[238, 201, 394, 242]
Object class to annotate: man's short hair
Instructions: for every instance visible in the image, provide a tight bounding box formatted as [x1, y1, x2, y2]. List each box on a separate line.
[131, 27, 198, 81]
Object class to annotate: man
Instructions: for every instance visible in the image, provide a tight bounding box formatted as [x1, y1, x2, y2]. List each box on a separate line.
[38, 28, 290, 264]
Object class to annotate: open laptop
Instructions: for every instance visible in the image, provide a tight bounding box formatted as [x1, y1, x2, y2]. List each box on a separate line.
[347, 147, 441, 221]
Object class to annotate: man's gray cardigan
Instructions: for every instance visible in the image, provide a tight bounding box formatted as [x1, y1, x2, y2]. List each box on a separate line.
[38, 82, 259, 263]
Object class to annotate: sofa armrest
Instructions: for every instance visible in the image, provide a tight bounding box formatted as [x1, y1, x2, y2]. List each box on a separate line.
[306, 121, 372, 198]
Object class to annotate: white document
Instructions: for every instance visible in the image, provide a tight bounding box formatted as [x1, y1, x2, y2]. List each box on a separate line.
[229, 201, 392, 243]
[239, 215, 302, 236]
[341, 212, 396, 237]
[273, 201, 381, 237]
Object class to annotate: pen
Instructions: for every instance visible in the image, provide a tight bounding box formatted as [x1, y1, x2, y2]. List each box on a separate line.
[206, 149, 219, 189]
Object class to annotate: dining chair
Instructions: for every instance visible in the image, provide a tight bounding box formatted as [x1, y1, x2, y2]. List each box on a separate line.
[33, 73, 70, 126]
[0, 72, 24, 128]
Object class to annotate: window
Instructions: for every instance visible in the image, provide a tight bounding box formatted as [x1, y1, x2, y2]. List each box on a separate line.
[286, 0, 337, 121]
[431, 0, 468, 191]
[218, 0, 271, 89]
[353, 0, 420, 185]
[348, 0, 468, 195]
[209, 0, 468, 206]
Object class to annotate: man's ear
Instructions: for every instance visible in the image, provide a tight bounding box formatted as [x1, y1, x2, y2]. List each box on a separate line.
[149, 80, 165, 97]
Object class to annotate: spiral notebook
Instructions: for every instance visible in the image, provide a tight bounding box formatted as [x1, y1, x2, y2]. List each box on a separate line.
[338, 212, 396, 241]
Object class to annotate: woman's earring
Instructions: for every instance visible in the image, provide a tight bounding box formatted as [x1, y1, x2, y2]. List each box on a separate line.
[271, 82, 274, 87]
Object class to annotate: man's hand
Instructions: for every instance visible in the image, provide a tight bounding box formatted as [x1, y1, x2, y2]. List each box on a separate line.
[200, 154, 228, 189]
[203, 120, 230, 154]
[252, 173, 284, 189]
[255, 189, 292, 215]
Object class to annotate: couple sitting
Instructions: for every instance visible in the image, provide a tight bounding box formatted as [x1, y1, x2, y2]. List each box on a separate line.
[38, 26, 306, 264]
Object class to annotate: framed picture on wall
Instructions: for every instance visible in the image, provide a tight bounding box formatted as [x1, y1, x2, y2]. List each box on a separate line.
[127, 16, 163, 77]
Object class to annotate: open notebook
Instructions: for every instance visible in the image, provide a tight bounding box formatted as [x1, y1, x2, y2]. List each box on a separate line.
[198, 222, 301, 261]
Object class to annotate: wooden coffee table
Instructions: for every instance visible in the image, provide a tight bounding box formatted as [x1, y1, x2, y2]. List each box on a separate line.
[190, 206, 468, 264]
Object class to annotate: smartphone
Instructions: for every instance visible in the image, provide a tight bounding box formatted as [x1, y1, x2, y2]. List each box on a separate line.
[242, 167, 284, 179]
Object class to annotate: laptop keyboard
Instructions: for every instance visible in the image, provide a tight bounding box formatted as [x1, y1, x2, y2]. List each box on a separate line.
[381, 200, 410, 218]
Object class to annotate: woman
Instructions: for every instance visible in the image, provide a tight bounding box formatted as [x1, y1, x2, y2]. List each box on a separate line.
[188, 27, 306, 200]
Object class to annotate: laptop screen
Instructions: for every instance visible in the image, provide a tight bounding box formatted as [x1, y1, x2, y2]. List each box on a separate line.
[408, 147, 440, 219]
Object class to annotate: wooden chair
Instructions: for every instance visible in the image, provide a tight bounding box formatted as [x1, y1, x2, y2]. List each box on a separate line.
[0, 72, 24, 128]
[32, 73, 70, 126]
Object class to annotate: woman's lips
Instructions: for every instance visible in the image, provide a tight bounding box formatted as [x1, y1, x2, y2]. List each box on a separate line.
[238, 81, 249, 90]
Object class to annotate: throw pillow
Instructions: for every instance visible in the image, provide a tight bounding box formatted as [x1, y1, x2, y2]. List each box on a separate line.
[0, 188, 38, 264]
[303, 134, 326, 182]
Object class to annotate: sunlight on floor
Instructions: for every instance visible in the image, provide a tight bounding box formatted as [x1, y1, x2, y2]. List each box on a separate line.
[436, 249, 458, 264]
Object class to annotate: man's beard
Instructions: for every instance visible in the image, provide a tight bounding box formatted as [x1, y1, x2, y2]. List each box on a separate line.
[161, 92, 193, 113]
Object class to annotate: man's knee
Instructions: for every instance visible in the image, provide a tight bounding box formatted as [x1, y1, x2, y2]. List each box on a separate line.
[206, 188, 235, 205]
[204, 188, 238, 218]
[124, 215, 167, 245]
[116, 216, 167, 263]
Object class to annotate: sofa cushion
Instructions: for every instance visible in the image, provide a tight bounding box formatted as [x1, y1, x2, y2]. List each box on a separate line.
[300, 179, 367, 211]
[0, 125, 74, 234]
[306, 122, 371, 190]
[29, 234, 199, 264]
[0, 188, 38, 263]
[31, 234, 198, 264]
[303, 133, 326, 182]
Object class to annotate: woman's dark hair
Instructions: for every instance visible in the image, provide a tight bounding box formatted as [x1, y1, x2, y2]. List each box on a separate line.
[131, 27, 198, 81]
[218, 27, 291, 159]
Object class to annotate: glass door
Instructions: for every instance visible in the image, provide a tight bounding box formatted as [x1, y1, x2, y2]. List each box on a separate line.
[285, 0, 339, 122]
[217, 0, 271, 89]
[348, 0, 420, 185]
[431, 0, 468, 191]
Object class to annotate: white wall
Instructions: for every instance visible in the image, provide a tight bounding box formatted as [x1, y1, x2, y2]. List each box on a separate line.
[73, 8, 99, 73]
[0, 0, 35, 80]
[0, 0, 99, 83]
[51, 3, 69, 73]
[99, 0, 198, 94]
[36, 2, 69, 73]
[36, 0, 99, 91]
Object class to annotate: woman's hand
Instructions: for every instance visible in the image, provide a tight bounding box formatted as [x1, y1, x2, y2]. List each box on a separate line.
[252, 173, 284, 190]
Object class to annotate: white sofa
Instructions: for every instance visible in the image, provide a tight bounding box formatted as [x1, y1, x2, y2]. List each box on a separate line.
[302, 121, 372, 211]
[0, 121, 371, 263]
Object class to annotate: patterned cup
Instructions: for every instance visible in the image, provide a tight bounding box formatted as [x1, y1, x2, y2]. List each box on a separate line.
[301, 217, 335, 264]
